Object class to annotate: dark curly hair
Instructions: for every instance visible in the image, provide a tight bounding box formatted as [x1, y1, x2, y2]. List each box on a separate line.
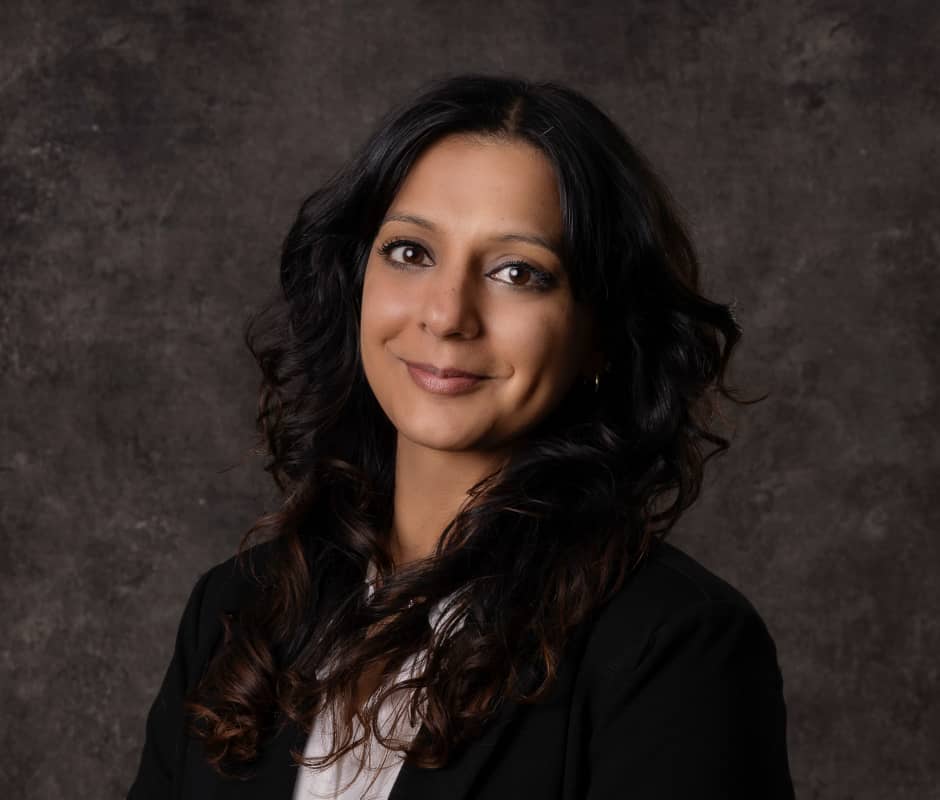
[183, 72, 759, 781]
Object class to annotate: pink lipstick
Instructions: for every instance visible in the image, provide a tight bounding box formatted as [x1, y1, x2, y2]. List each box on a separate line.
[403, 360, 487, 395]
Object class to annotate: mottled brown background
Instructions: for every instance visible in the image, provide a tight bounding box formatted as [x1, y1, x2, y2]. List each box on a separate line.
[1, 1, 937, 798]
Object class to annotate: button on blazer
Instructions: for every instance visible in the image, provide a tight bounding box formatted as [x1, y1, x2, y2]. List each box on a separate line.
[127, 537, 795, 799]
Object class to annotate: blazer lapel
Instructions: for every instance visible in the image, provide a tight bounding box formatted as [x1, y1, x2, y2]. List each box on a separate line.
[387, 619, 589, 800]
[388, 699, 522, 800]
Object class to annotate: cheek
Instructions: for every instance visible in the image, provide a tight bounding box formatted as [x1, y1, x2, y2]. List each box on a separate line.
[361, 261, 406, 339]
[499, 309, 579, 375]
[361, 260, 381, 321]
[360, 266, 389, 377]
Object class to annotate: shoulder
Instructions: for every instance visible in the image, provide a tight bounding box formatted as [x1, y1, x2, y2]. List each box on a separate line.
[178, 538, 281, 661]
[199, 538, 278, 606]
[580, 537, 781, 681]
[574, 539, 795, 798]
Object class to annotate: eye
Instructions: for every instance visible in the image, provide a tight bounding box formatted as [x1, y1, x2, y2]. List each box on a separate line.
[377, 238, 432, 266]
[487, 262, 556, 291]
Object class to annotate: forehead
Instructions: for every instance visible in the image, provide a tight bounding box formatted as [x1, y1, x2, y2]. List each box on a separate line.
[387, 134, 563, 238]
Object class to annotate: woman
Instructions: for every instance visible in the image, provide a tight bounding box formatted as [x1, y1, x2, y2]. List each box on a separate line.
[127, 73, 795, 799]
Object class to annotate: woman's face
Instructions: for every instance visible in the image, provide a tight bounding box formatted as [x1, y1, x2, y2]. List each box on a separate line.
[360, 133, 600, 454]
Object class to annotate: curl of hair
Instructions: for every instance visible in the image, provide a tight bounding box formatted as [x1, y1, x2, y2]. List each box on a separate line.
[183, 72, 762, 779]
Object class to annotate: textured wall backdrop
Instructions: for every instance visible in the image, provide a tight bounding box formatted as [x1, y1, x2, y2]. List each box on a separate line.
[1, 1, 937, 798]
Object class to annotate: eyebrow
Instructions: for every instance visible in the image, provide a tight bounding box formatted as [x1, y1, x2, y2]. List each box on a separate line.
[380, 212, 563, 260]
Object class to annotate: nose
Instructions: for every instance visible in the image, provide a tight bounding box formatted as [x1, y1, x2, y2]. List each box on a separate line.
[420, 255, 482, 340]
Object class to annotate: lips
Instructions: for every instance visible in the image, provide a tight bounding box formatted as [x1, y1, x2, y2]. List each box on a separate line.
[401, 358, 489, 397]
[403, 360, 486, 379]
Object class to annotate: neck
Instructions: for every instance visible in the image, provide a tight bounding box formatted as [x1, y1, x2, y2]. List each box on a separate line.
[388, 436, 510, 568]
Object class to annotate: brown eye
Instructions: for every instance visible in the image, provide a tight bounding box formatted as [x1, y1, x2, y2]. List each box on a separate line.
[398, 245, 424, 264]
[506, 265, 530, 285]
[489, 262, 556, 292]
[377, 239, 431, 266]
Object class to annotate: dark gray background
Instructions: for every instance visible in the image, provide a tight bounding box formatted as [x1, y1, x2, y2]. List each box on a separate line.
[2, 1, 937, 798]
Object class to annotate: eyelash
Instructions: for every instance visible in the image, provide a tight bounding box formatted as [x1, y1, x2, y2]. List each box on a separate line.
[376, 238, 556, 292]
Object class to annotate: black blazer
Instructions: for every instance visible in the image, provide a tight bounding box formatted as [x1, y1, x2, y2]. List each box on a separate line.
[127, 538, 795, 799]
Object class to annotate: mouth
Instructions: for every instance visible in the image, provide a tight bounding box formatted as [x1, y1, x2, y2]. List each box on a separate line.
[400, 359, 489, 396]
[401, 359, 487, 379]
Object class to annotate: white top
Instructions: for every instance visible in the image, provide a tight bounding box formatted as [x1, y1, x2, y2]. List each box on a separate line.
[292, 563, 467, 800]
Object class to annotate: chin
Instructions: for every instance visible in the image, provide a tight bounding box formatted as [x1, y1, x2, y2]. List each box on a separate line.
[397, 419, 489, 452]
[402, 430, 476, 451]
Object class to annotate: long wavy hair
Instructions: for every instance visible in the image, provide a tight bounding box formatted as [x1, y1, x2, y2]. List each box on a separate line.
[183, 72, 759, 780]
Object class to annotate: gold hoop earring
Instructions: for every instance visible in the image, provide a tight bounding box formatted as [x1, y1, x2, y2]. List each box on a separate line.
[594, 372, 601, 393]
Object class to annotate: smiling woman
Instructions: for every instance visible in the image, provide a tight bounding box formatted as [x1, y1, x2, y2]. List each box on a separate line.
[359, 134, 601, 525]
[127, 73, 795, 800]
